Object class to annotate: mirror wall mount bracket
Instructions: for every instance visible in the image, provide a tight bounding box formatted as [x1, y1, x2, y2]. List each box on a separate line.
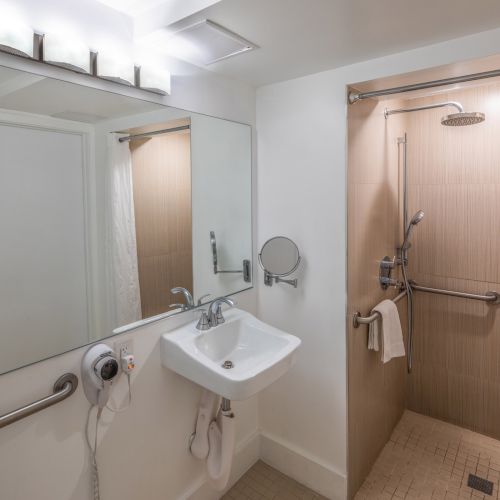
[263, 270, 298, 288]
[210, 231, 251, 283]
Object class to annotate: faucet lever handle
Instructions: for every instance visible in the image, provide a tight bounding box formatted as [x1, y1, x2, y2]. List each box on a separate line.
[196, 310, 210, 331]
[197, 294, 211, 306]
[215, 304, 225, 324]
[169, 303, 187, 311]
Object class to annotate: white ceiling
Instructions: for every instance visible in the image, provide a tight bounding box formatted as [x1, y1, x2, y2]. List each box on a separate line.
[131, 0, 500, 87]
[94, 0, 169, 16]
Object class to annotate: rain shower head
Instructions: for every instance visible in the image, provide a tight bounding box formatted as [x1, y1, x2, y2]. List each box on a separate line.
[385, 101, 485, 126]
[441, 111, 485, 126]
[401, 210, 425, 252]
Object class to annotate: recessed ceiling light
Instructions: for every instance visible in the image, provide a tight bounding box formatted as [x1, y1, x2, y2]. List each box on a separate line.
[167, 20, 257, 65]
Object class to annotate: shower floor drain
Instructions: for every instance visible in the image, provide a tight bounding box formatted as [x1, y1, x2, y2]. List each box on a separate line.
[221, 360, 234, 369]
[468, 474, 493, 495]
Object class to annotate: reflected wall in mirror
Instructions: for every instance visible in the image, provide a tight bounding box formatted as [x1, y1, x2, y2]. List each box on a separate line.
[0, 64, 252, 375]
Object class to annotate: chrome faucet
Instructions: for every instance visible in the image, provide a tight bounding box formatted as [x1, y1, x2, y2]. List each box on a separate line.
[196, 297, 235, 331]
[170, 287, 194, 311]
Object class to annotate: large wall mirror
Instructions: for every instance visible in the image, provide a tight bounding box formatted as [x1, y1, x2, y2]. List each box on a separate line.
[0, 65, 252, 374]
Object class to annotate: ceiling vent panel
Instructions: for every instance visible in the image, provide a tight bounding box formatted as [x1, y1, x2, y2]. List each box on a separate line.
[168, 20, 257, 65]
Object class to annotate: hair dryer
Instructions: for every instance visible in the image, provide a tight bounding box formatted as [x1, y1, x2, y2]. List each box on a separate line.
[81, 344, 119, 411]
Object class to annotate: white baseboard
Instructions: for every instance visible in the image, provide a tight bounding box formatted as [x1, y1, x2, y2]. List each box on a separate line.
[260, 431, 347, 500]
[182, 429, 347, 500]
[183, 430, 260, 500]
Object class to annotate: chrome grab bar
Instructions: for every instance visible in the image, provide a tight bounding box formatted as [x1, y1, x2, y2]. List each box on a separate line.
[0, 373, 78, 429]
[411, 283, 500, 304]
[353, 283, 500, 329]
[353, 290, 407, 328]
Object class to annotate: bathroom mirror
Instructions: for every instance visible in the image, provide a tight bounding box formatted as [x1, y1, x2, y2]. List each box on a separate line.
[258, 237, 300, 287]
[0, 64, 252, 374]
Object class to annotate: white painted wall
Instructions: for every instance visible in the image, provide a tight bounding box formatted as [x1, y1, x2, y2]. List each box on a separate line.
[256, 26, 500, 499]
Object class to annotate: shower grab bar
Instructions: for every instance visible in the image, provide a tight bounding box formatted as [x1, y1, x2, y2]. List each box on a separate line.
[411, 283, 500, 304]
[352, 290, 407, 328]
[0, 373, 78, 429]
[353, 284, 500, 329]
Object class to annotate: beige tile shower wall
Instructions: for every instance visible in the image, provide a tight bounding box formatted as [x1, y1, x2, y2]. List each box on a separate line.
[347, 98, 408, 497]
[405, 83, 500, 439]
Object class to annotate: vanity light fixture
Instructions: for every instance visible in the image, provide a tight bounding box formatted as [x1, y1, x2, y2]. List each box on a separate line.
[0, 19, 170, 96]
[96, 48, 135, 85]
[0, 17, 34, 58]
[43, 32, 91, 73]
[138, 65, 171, 95]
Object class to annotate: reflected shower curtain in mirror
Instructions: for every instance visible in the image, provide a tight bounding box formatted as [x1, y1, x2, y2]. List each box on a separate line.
[107, 134, 142, 328]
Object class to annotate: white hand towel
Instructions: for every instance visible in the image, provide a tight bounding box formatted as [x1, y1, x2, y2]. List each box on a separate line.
[368, 299, 405, 363]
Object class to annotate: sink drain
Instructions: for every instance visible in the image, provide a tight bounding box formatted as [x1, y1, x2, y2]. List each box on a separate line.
[221, 360, 234, 369]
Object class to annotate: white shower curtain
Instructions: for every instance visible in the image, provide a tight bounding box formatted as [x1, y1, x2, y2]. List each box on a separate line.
[107, 133, 142, 328]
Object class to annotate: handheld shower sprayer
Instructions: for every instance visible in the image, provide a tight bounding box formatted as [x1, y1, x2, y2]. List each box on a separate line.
[401, 210, 425, 253]
[399, 210, 424, 375]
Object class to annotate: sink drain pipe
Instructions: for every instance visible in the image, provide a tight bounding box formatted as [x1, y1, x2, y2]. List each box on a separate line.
[190, 391, 236, 491]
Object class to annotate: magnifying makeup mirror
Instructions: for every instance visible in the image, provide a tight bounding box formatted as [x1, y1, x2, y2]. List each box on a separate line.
[258, 236, 301, 287]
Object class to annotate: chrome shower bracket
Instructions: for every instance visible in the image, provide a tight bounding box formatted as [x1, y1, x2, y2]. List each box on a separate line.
[379, 256, 399, 289]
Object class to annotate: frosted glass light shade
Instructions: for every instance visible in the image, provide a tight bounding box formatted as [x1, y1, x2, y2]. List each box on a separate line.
[97, 50, 135, 85]
[0, 22, 33, 58]
[139, 66, 171, 95]
[44, 33, 90, 73]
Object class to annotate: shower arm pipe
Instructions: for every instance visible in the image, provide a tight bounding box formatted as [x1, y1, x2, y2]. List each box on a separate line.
[385, 101, 463, 118]
[348, 67, 500, 103]
[411, 283, 500, 304]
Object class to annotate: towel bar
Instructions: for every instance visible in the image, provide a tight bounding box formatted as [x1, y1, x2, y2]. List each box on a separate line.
[353, 283, 500, 329]
[353, 290, 407, 328]
[0, 373, 78, 429]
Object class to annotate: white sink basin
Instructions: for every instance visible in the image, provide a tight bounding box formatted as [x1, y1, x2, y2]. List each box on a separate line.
[161, 308, 301, 400]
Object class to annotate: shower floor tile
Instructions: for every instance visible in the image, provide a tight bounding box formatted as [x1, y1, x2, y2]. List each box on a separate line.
[222, 460, 328, 499]
[355, 411, 500, 500]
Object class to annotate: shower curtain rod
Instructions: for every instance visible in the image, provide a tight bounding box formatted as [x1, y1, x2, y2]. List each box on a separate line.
[348, 67, 500, 104]
[118, 124, 191, 142]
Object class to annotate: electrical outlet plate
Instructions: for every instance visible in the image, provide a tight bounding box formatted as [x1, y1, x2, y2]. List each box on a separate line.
[114, 339, 134, 359]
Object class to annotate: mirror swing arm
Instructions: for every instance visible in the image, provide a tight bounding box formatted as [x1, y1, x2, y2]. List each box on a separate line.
[210, 231, 251, 282]
[262, 269, 299, 288]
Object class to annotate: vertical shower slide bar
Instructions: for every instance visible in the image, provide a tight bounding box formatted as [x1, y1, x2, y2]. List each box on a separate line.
[398, 133, 415, 373]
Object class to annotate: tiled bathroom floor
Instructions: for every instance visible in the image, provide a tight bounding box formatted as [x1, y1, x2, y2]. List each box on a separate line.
[223, 460, 328, 499]
[355, 411, 500, 500]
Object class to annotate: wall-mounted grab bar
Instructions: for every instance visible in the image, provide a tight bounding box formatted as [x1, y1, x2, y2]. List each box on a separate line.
[353, 283, 500, 329]
[353, 290, 407, 328]
[0, 373, 78, 429]
[411, 283, 500, 304]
